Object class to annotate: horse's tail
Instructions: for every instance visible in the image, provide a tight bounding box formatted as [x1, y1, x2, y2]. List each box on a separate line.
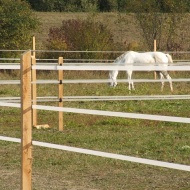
[165, 54, 173, 64]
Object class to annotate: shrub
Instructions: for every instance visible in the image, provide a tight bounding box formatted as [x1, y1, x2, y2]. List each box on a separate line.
[45, 19, 118, 60]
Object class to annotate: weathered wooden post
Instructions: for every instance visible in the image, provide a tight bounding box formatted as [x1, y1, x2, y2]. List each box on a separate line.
[32, 36, 37, 126]
[31, 36, 50, 130]
[20, 50, 32, 190]
[154, 39, 157, 52]
[32, 56, 37, 126]
[154, 39, 157, 79]
[32, 36, 36, 58]
[58, 57, 63, 131]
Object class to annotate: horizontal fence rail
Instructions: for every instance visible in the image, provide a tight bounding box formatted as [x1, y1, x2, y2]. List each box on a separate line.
[0, 101, 20, 108]
[33, 64, 190, 71]
[0, 78, 190, 85]
[0, 135, 189, 172]
[33, 104, 190, 124]
[0, 65, 20, 69]
[1, 95, 190, 103]
[1, 63, 190, 71]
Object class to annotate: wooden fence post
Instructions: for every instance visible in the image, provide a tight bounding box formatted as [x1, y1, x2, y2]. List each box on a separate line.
[58, 57, 63, 131]
[154, 39, 157, 52]
[32, 36, 36, 58]
[32, 36, 37, 126]
[20, 50, 32, 190]
[154, 39, 157, 79]
[32, 56, 37, 126]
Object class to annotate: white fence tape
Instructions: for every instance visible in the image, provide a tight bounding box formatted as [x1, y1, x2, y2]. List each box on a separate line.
[1, 78, 190, 85]
[0, 135, 189, 172]
[33, 105, 190, 124]
[0, 101, 20, 108]
[0, 65, 20, 70]
[33, 65, 190, 71]
[1, 95, 190, 103]
[0, 63, 189, 71]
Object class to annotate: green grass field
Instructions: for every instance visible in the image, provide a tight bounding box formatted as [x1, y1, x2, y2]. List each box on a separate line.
[0, 11, 190, 190]
[0, 66, 190, 189]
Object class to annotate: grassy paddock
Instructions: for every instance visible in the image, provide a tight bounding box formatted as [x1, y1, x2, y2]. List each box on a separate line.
[0, 69, 190, 189]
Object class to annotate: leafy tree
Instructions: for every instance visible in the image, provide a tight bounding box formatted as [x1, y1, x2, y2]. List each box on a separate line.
[97, 0, 118, 12]
[125, 0, 190, 13]
[26, 0, 190, 12]
[27, 0, 55, 12]
[129, 0, 190, 51]
[0, 0, 40, 57]
[27, 0, 98, 12]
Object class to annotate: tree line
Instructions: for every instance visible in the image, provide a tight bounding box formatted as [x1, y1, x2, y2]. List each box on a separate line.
[1, 0, 190, 59]
[26, 0, 190, 13]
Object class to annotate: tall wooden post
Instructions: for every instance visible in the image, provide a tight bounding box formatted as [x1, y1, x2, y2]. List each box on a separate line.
[32, 36, 37, 126]
[154, 39, 157, 52]
[154, 39, 157, 79]
[32, 36, 36, 58]
[21, 50, 32, 190]
[58, 57, 63, 131]
[32, 56, 37, 126]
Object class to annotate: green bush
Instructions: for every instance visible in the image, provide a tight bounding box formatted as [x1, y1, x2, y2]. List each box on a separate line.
[45, 18, 119, 60]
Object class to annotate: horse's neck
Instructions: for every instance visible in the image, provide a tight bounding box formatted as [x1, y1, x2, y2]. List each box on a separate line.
[115, 52, 127, 64]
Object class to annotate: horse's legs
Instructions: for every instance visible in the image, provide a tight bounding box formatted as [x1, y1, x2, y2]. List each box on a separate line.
[167, 74, 173, 92]
[109, 70, 118, 87]
[162, 71, 173, 92]
[158, 71, 165, 91]
[127, 70, 134, 91]
[159, 71, 173, 92]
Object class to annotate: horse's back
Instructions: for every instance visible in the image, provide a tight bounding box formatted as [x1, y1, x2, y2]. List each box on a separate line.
[115, 51, 172, 65]
[153, 52, 171, 64]
[137, 51, 171, 64]
[131, 51, 155, 64]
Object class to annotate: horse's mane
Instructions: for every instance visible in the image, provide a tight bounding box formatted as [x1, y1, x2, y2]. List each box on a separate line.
[114, 52, 126, 62]
[114, 51, 130, 63]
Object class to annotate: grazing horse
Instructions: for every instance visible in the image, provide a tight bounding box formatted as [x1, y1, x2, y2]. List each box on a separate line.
[109, 51, 173, 92]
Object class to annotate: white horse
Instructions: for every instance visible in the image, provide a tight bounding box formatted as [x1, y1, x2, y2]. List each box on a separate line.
[109, 51, 173, 92]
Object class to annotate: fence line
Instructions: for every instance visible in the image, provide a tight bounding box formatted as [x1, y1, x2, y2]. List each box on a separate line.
[0, 101, 20, 108]
[1, 78, 190, 85]
[1, 57, 190, 62]
[1, 49, 190, 53]
[33, 104, 190, 124]
[1, 95, 190, 103]
[0, 135, 189, 172]
[0, 51, 190, 189]
[1, 62, 190, 70]
[0, 65, 20, 69]
[33, 65, 190, 71]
